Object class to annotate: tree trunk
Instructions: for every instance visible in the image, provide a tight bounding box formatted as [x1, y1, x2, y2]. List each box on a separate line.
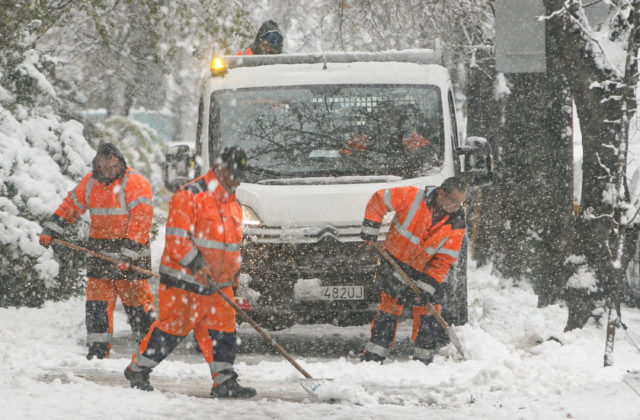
[467, 45, 573, 306]
[467, 6, 574, 309]
[543, 0, 634, 330]
[491, 71, 573, 305]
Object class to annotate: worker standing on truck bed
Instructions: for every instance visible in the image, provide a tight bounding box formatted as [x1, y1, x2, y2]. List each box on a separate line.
[236, 20, 283, 55]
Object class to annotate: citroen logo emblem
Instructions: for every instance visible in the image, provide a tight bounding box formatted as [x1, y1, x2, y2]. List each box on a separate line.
[318, 225, 340, 242]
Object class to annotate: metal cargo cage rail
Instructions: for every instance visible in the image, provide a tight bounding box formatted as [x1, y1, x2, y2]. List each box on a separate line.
[221, 45, 443, 69]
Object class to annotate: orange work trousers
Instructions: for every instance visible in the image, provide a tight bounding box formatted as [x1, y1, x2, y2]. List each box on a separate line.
[377, 291, 441, 343]
[86, 277, 155, 347]
[139, 283, 235, 365]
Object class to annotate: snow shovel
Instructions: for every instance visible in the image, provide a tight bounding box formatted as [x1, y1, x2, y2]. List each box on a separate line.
[200, 273, 336, 398]
[373, 242, 466, 358]
[51, 238, 331, 398]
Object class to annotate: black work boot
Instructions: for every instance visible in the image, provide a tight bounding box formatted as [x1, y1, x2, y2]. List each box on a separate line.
[413, 349, 435, 365]
[360, 350, 385, 363]
[210, 376, 256, 398]
[86, 343, 109, 360]
[124, 366, 154, 391]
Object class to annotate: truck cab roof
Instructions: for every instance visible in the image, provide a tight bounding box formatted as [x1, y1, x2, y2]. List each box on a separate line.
[206, 49, 451, 91]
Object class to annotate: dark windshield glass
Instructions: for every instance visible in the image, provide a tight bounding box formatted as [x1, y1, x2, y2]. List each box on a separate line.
[210, 85, 443, 182]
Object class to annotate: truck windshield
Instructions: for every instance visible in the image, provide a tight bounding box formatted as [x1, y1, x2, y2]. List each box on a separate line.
[210, 84, 444, 182]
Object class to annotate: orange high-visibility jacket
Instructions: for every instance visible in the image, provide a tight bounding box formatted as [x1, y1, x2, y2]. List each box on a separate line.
[159, 169, 242, 294]
[45, 167, 153, 280]
[362, 186, 465, 286]
[52, 168, 153, 244]
[235, 48, 253, 56]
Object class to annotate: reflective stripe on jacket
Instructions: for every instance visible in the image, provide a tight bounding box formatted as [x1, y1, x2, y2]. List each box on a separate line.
[51, 167, 153, 280]
[363, 186, 465, 284]
[159, 169, 242, 294]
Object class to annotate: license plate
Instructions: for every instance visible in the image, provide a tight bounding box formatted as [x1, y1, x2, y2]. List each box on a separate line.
[319, 285, 364, 301]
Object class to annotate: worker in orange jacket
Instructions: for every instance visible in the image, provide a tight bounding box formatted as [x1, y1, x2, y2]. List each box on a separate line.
[124, 146, 256, 399]
[235, 20, 283, 55]
[360, 177, 467, 364]
[39, 143, 155, 360]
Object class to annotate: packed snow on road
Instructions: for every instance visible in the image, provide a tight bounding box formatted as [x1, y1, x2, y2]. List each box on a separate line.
[2, 260, 640, 420]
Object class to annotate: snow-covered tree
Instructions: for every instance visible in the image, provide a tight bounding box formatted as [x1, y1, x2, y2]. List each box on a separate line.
[0, 0, 254, 307]
[0, 1, 95, 306]
[541, 0, 639, 333]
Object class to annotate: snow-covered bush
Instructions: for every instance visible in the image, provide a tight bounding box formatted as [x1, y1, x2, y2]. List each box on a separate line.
[0, 104, 94, 306]
[0, 20, 95, 306]
[0, 63, 173, 307]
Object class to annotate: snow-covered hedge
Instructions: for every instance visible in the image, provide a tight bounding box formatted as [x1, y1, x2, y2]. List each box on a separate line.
[0, 18, 173, 305]
[0, 104, 95, 306]
[0, 100, 171, 307]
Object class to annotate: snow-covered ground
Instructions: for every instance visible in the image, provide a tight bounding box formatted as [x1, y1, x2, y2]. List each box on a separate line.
[2, 260, 640, 420]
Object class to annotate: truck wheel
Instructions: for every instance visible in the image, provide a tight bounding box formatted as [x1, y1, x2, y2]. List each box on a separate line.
[335, 310, 374, 327]
[252, 282, 297, 330]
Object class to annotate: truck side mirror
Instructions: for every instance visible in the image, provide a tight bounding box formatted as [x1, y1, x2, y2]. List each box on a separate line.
[458, 136, 494, 188]
[163, 144, 193, 192]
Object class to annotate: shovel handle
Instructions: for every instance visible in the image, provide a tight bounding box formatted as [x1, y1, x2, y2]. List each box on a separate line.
[373, 243, 441, 321]
[205, 275, 313, 379]
[373, 242, 466, 358]
[53, 238, 160, 278]
[53, 238, 314, 378]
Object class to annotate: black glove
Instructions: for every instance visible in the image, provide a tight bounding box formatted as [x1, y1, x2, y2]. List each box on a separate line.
[39, 215, 66, 248]
[396, 284, 421, 306]
[360, 219, 380, 243]
[413, 289, 432, 306]
[117, 256, 133, 271]
[118, 240, 146, 271]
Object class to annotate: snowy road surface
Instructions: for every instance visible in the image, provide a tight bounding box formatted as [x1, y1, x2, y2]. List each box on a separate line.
[2, 263, 640, 419]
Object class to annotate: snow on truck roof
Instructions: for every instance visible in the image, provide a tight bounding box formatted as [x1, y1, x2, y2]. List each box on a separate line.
[223, 48, 443, 68]
[206, 49, 451, 91]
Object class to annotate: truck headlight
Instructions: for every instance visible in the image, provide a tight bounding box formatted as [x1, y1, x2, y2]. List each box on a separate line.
[242, 205, 262, 226]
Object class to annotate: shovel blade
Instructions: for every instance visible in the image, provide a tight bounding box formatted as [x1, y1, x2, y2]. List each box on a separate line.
[298, 378, 333, 399]
[447, 325, 466, 358]
[299, 378, 372, 404]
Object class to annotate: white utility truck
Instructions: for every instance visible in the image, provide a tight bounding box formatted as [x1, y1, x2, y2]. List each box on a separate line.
[164, 48, 493, 329]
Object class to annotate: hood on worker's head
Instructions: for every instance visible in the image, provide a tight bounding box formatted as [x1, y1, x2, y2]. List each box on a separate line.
[252, 20, 283, 54]
[92, 142, 127, 184]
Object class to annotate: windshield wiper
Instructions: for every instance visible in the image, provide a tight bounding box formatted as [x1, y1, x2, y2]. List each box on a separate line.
[257, 175, 404, 185]
[245, 165, 285, 177]
[247, 166, 355, 178]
